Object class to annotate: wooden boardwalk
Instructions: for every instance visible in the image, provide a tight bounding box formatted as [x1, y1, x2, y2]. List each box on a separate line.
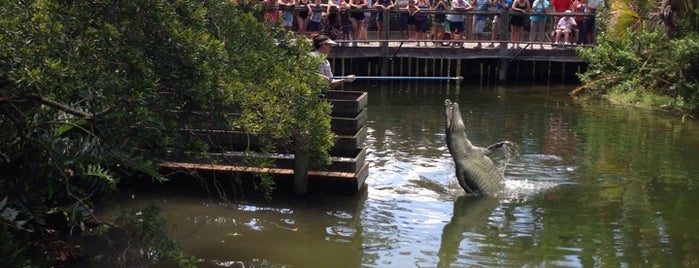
[330, 39, 585, 63]
[159, 91, 371, 195]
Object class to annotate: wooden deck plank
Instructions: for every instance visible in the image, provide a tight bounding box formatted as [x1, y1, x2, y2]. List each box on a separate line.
[330, 41, 585, 62]
[161, 161, 361, 180]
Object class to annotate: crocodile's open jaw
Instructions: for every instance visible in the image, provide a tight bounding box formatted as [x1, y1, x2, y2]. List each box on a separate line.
[445, 99, 454, 131]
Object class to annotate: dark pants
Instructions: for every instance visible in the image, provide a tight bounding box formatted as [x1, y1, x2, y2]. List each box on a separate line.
[575, 20, 584, 44]
[582, 16, 595, 44]
[448, 20, 464, 33]
[397, 12, 408, 31]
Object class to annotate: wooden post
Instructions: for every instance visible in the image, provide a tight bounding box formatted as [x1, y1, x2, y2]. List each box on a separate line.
[381, 10, 390, 77]
[293, 136, 309, 195]
[498, 10, 510, 81]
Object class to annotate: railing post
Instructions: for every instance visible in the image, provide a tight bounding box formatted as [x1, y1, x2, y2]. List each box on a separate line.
[497, 10, 510, 81]
[381, 9, 390, 77]
[293, 135, 309, 195]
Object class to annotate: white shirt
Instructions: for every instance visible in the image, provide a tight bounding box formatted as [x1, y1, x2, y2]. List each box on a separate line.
[447, 0, 470, 22]
[312, 51, 333, 82]
[557, 17, 576, 30]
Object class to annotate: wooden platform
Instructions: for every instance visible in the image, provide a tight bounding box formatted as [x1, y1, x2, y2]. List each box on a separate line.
[330, 40, 584, 62]
[160, 160, 369, 194]
[160, 90, 370, 195]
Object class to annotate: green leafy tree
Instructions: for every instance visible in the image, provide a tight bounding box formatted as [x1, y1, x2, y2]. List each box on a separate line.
[0, 0, 333, 265]
[575, 0, 699, 116]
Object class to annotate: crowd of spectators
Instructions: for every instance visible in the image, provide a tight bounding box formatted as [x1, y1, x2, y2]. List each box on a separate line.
[262, 0, 603, 47]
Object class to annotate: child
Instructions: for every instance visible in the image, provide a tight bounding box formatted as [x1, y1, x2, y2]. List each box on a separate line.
[471, 0, 490, 48]
[432, 0, 448, 45]
[308, 0, 325, 32]
[340, 0, 354, 45]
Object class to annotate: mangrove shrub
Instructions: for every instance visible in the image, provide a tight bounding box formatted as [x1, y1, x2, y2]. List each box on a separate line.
[0, 0, 332, 265]
[576, 0, 699, 116]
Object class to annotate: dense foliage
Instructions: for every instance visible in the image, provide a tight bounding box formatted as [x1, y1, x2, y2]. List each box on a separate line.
[576, 0, 699, 116]
[0, 0, 333, 266]
[577, 29, 699, 114]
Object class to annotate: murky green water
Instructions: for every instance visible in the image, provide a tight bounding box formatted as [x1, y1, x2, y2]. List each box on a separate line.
[100, 82, 699, 267]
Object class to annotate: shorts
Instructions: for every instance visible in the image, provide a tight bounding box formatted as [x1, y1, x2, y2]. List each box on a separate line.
[407, 15, 416, 25]
[472, 18, 486, 34]
[351, 12, 365, 21]
[377, 10, 388, 21]
[343, 24, 352, 34]
[309, 20, 322, 31]
[434, 14, 446, 24]
[282, 12, 293, 27]
[298, 11, 309, 20]
[416, 17, 429, 32]
[397, 12, 408, 30]
[510, 15, 524, 27]
[583, 16, 596, 33]
[448, 20, 464, 33]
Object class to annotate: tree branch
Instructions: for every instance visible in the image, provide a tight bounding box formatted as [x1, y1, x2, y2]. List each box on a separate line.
[0, 93, 111, 119]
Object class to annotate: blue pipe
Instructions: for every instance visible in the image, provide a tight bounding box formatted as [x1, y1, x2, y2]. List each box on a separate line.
[332, 76, 464, 81]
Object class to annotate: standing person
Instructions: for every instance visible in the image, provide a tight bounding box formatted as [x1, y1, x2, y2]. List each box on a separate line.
[508, 0, 529, 48]
[405, 0, 418, 40]
[471, 0, 490, 48]
[551, 0, 573, 17]
[340, 0, 354, 44]
[432, 0, 448, 45]
[263, 0, 280, 30]
[554, 10, 576, 44]
[488, 0, 512, 48]
[349, 0, 368, 45]
[297, 0, 312, 35]
[583, 0, 603, 45]
[529, 0, 550, 48]
[278, 0, 296, 31]
[446, 0, 473, 47]
[308, 0, 325, 33]
[394, 0, 410, 38]
[374, 0, 395, 40]
[310, 33, 356, 88]
[571, 0, 585, 44]
[361, 0, 372, 42]
[414, 0, 431, 46]
[327, 0, 344, 33]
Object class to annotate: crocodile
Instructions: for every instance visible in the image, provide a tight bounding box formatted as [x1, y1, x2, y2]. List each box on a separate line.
[444, 99, 514, 195]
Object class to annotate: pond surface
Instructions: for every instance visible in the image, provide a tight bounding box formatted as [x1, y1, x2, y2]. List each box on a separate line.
[103, 81, 699, 267]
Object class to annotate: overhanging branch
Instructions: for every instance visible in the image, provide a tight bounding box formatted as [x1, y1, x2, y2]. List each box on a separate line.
[0, 93, 111, 119]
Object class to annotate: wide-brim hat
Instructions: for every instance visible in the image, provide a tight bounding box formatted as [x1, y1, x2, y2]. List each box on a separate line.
[322, 39, 338, 46]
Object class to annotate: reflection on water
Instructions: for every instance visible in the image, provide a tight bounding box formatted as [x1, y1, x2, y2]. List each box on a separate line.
[96, 82, 699, 267]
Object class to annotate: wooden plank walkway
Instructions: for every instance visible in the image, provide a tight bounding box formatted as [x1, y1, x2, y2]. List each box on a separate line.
[161, 162, 365, 180]
[160, 161, 370, 194]
[330, 39, 585, 62]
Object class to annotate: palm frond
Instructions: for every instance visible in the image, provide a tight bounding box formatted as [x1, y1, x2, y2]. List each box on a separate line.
[609, 1, 644, 39]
